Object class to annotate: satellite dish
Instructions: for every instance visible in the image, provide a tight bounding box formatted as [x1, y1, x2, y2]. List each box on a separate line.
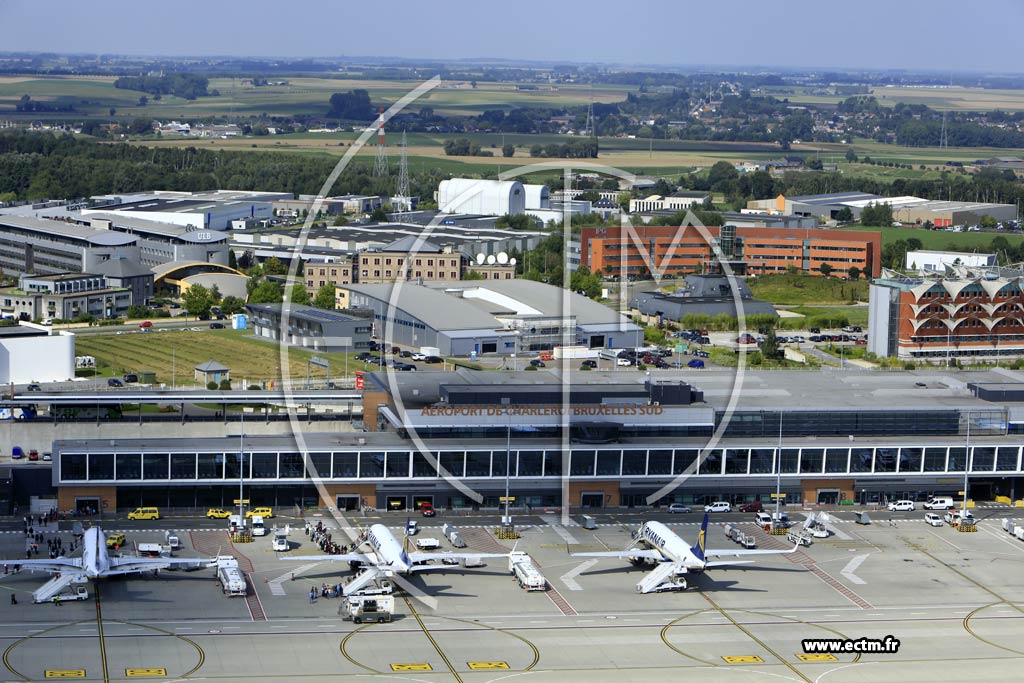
[497, 251, 509, 264]
[510, 258, 517, 265]
[486, 254, 497, 265]
[475, 253, 486, 265]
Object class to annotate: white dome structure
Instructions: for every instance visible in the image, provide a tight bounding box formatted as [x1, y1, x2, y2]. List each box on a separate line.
[437, 178, 526, 216]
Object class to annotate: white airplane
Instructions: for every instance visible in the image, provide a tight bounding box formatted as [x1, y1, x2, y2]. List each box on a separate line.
[280, 523, 509, 595]
[573, 514, 800, 593]
[11, 526, 209, 579]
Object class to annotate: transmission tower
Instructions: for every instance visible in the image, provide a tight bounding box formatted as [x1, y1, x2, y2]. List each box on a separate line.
[395, 130, 410, 213]
[373, 107, 388, 177]
[939, 110, 949, 149]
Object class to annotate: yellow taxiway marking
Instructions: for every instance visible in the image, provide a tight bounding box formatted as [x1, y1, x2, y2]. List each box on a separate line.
[722, 655, 764, 664]
[796, 653, 838, 662]
[45, 671, 85, 679]
[468, 661, 510, 670]
[391, 663, 432, 671]
[126, 668, 168, 677]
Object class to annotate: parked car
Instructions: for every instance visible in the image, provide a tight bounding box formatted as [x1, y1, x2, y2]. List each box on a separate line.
[28, 449, 39, 461]
[739, 500, 763, 512]
[424, 356, 444, 364]
[206, 508, 231, 519]
[411, 352, 427, 361]
[581, 359, 597, 368]
[924, 513, 944, 527]
[11, 446, 24, 459]
[123, 373, 139, 384]
[41, 452, 51, 461]
[687, 359, 705, 369]
[667, 503, 692, 513]
[400, 350, 413, 358]
[616, 357, 634, 367]
[391, 346, 401, 354]
[705, 501, 732, 513]
[420, 502, 436, 517]
[809, 327, 821, 334]
[355, 352, 372, 361]
[138, 320, 153, 328]
[107, 378, 124, 388]
[887, 500, 915, 512]
[530, 359, 546, 367]
[26, 383, 40, 392]
[209, 322, 224, 329]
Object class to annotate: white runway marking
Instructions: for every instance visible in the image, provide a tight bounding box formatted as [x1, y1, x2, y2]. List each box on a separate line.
[560, 559, 597, 591]
[268, 562, 321, 596]
[540, 515, 580, 544]
[841, 554, 868, 585]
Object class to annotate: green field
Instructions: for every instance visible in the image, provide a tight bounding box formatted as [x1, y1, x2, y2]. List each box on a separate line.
[761, 85, 1024, 112]
[839, 225, 1024, 251]
[73, 328, 381, 387]
[778, 306, 869, 329]
[747, 273, 869, 305]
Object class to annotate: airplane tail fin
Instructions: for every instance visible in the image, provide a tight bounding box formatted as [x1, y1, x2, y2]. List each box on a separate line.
[691, 513, 709, 562]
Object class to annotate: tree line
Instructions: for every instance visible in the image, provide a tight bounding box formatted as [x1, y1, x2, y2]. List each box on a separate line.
[114, 74, 212, 100]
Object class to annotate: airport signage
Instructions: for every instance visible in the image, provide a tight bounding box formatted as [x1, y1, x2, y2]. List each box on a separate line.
[499, 496, 516, 502]
[770, 493, 787, 499]
[233, 499, 250, 505]
[419, 405, 665, 418]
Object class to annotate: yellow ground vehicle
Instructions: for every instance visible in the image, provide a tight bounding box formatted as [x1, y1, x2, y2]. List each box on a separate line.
[127, 507, 160, 521]
[105, 532, 126, 549]
[206, 508, 231, 519]
[245, 507, 273, 519]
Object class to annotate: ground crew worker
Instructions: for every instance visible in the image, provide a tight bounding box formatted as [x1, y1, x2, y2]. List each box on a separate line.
[53, 595, 61, 607]
[10, 593, 16, 605]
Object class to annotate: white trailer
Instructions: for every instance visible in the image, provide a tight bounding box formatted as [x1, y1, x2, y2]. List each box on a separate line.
[419, 346, 440, 357]
[137, 543, 172, 558]
[215, 557, 247, 596]
[552, 345, 598, 360]
[509, 551, 546, 591]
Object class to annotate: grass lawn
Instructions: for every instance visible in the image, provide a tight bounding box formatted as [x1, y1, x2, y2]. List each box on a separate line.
[747, 273, 869, 305]
[837, 225, 1024, 251]
[72, 328, 380, 387]
[777, 306, 869, 329]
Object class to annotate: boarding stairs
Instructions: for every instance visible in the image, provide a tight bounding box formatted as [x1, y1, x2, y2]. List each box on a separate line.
[32, 574, 79, 603]
[343, 567, 383, 596]
[635, 562, 683, 594]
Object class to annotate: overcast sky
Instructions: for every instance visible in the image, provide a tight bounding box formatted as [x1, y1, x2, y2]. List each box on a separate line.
[2, 0, 1020, 73]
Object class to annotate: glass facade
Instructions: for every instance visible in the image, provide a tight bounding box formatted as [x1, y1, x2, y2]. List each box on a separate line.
[57, 442, 1024, 483]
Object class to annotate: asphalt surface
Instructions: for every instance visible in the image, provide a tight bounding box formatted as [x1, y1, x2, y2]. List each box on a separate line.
[2, 507, 1023, 682]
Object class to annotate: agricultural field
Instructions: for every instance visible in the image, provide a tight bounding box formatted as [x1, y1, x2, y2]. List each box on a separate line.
[72, 328, 380, 387]
[761, 85, 1024, 112]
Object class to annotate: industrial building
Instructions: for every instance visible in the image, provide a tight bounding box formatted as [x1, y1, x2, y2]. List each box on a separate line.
[80, 213, 230, 268]
[0, 323, 74, 384]
[272, 194, 386, 218]
[436, 179, 550, 216]
[82, 190, 291, 231]
[581, 224, 881, 278]
[246, 303, 373, 352]
[869, 265, 1024, 362]
[747, 192, 1017, 227]
[337, 279, 642, 357]
[46, 367, 1024, 512]
[905, 250, 997, 275]
[0, 215, 140, 277]
[628, 191, 710, 213]
[630, 275, 778, 322]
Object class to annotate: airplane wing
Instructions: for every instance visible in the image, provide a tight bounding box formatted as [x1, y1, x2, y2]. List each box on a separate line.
[571, 549, 665, 561]
[703, 544, 800, 558]
[108, 556, 212, 574]
[407, 551, 509, 563]
[7, 557, 83, 574]
[278, 553, 374, 564]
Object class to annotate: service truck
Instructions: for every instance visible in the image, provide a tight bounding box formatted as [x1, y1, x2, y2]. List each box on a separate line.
[509, 551, 547, 591]
[342, 580, 395, 623]
[137, 542, 172, 558]
[215, 557, 247, 596]
[251, 515, 267, 537]
[272, 528, 289, 551]
[165, 530, 182, 550]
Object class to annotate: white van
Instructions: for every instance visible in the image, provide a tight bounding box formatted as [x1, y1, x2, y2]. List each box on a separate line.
[251, 515, 267, 536]
[754, 512, 773, 526]
[924, 513, 944, 527]
[923, 497, 955, 510]
[704, 501, 731, 513]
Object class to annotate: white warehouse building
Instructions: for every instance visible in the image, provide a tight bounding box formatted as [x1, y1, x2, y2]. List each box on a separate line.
[0, 325, 75, 385]
[905, 250, 997, 275]
[437, 179, 527, 216]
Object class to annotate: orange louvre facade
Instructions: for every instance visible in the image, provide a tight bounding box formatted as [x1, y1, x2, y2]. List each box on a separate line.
[581, 226, 880, 278]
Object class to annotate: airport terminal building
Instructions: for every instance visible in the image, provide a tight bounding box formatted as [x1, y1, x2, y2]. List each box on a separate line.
[47, 368, 1024, 514]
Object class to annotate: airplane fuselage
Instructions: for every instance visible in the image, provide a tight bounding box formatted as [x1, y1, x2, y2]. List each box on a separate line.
[637, 521, 704, 570]
[365, 524, 413, 573]
[82, 527, 110, 578]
